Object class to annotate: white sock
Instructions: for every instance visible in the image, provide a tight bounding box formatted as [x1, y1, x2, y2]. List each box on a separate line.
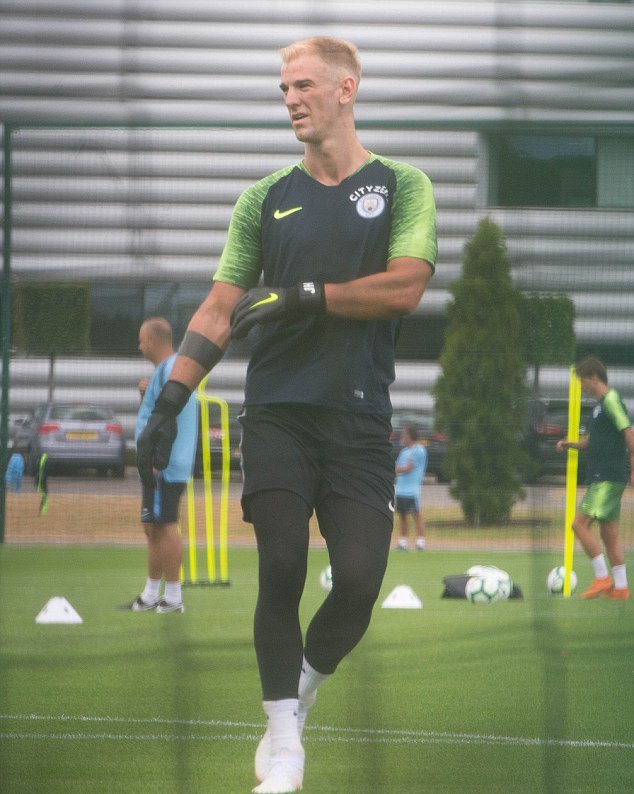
[298, 656, 329, 736]
[591, 554, 609, 579]
[397, 537, 408, 549]
[163, 581, 182, 605]
[612, 564, 628, 590]
[262, 699, 302, 754]
[416, 537, 426, 549]
[141, 577, 161, 604]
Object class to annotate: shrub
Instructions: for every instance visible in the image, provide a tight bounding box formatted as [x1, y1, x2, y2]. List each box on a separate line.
[434, 218, 527, 524]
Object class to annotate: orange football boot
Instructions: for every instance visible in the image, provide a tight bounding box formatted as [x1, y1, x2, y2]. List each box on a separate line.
[580, 576, 612, 599]
[603, 587, 630, 601]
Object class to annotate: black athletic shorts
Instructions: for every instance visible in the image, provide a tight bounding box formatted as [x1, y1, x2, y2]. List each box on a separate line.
[140, 477, 185, 525]
[239, 403, 395, 522]
[395, 494, 420, 514]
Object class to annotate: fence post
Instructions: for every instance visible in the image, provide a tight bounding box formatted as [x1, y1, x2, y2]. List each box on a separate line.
[0, 124, 13, 544]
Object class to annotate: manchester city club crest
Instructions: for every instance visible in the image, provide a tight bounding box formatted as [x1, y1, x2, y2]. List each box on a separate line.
[356, 193, 386, 219]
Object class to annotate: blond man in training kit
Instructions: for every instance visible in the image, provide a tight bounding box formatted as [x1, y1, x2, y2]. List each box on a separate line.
[557, 357, 634, 601]
[137, 37, 436, 792]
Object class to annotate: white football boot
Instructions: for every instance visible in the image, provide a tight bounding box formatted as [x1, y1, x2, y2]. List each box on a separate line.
[254, 692, 315, 783]
[252, 746, 304, 793]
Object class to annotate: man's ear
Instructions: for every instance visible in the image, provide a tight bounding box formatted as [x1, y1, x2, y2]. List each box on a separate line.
[339, 75, 357, 105]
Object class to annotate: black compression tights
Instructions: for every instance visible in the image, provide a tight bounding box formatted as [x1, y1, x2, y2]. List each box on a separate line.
[249, 489, 392, 700]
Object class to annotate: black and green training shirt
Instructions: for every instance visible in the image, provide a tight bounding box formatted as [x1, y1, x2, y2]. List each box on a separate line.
[587, 388, 631, 484]
[214, 154, 437, 415]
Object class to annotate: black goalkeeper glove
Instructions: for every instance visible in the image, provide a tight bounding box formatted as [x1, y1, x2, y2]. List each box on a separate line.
[136, 381, 191, 495]
[230, 281, 326, 340]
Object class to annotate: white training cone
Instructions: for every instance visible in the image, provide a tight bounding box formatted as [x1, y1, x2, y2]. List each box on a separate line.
[36, 596, 83, 624]
[381, 585, 423, 609]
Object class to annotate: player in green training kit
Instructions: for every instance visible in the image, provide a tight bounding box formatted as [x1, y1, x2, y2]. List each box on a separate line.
[557, 357, 634, 601]
[137, 37, 436, 792]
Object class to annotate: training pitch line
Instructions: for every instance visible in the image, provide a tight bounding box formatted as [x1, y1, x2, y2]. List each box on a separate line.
[1, 714, 632, 751]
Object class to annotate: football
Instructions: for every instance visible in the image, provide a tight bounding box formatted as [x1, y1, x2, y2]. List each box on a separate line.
[547, 566, 577, 595]
[467, 565, 512, 600]
[465, 575, 502, 605]
[319, 565, 333, 592]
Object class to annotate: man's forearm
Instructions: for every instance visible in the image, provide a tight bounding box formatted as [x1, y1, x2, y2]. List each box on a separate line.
[168, 281, 244, 390]
[324, 258, 433, 320]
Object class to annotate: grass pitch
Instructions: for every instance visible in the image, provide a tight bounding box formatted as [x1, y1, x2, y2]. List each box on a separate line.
[0, 545, 632, 793]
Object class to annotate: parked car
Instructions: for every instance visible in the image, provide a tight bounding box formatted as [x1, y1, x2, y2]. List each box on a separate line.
[520, 397, 593, 484]
[12, 402, 126, 478]
[390, 408, 450, 483]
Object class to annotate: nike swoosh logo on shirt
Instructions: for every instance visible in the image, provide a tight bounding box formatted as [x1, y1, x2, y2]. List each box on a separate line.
[250, 292, 279, 309]
[273, 207, 303, 220]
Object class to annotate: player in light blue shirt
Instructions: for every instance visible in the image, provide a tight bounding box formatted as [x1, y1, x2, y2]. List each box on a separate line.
[136, 354, 198, 484]
[395, 425, 427, 550]
[123, 318, 198, 614]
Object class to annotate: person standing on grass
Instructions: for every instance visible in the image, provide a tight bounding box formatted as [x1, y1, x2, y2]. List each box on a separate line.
[395, 425, 427, 551]
[123, 317, 198, 614]
[557, 356, 634, 601]
[136, 36, 436, 793]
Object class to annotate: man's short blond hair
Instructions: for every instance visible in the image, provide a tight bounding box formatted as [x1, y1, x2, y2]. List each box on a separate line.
[280, 36, 361, 85]
[142, 317, 172, 345]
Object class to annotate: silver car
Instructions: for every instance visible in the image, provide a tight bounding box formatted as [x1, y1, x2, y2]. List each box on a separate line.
[13, 402, 126, 478]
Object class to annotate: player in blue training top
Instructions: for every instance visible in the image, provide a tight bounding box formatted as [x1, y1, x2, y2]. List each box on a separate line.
[395, 425, 428, 551]
[136, 37, 437, 793]
[557, 357, 634, 601]
[123, 317, 198, 614]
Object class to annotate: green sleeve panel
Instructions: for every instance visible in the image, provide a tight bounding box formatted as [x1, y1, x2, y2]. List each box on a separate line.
[603, 389, 631, 433]
[374, 156, 437, 271]
[213, 165, 295, 289]
[214, 158, 436, 285]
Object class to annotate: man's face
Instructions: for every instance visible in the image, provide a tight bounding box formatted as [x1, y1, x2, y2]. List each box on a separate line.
[579, 374, 599, 398]
[138, 324, 154, 362]
[279, 54, 345, 144]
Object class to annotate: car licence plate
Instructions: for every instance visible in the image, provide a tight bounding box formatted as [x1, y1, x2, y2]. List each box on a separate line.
[66, 432, 98, 441]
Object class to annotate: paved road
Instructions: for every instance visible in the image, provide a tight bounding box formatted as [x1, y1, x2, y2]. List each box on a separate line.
[42, 468, 570, 510]
[43, 467, 245, 499]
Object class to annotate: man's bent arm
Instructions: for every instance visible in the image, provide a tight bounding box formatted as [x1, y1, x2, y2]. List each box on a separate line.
[324, 257, 433, 320]
[169, 282, 245, 389]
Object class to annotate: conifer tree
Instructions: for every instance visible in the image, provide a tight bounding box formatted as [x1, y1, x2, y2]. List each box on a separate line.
[434, 218, 527, 524]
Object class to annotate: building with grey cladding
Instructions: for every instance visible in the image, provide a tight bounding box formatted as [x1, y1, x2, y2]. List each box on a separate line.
[1, 0, 634, 434]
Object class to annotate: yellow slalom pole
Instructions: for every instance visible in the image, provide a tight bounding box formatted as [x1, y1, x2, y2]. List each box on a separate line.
[197, 379, 216, 584]
[178, 520, 184, 583]
[215, 397, 230, 583]
[563, 367, 582, 597]
[186, 477, 198, 583]
[199, 394, 230, 584]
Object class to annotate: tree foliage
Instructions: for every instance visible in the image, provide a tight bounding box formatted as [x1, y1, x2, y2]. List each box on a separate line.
[12, 283, 90, 355]
[517, 292, 576, 393]
[434, 218, 527, 525]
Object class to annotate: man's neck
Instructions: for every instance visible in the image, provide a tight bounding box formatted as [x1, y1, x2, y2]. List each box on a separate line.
[303, 136, 369, 186]
[152, 348, 174, 366]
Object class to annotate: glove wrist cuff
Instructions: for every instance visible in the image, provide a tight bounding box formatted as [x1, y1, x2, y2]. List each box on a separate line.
[156, 381, 191, 415]
[293, 281, 326, 314]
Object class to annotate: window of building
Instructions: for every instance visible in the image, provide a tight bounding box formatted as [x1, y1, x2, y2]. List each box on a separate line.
[489, 134, 633, 209]
[490, 135, 597, 208]
[90, 283, 208, 355]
